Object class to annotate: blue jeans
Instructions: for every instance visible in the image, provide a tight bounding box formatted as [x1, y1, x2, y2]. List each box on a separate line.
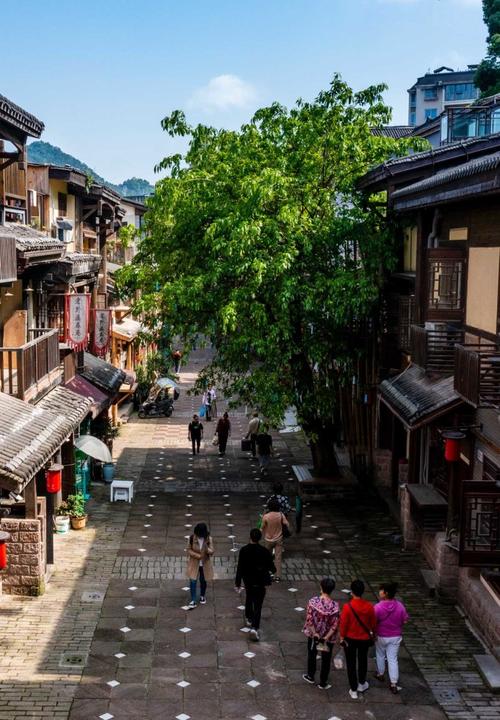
[190, 567, 207, 603]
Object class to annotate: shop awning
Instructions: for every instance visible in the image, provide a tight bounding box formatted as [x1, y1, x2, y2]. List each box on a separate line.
[0, 388, 91, 493]
[65, 374, 111, 419]
[380, 364, 463, 430]
[81, 352, 126, 395]
[112, 317, 143, 342]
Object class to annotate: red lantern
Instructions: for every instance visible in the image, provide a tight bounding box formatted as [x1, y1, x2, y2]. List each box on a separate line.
[443, 431, 466, 463]
[46, 464, 63, 493]
[0, 531, 10, 570]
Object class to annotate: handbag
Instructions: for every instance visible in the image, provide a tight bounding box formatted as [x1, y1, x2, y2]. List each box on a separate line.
[212, 436, 219, 446]
[348, 602, 375, 646]
[281, 514, 291, 539]
[241, 438, 252, 452]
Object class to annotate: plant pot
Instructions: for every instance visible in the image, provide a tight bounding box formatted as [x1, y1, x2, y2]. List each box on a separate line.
[70, 515, 87, 530]
[54, 515, 70, 534]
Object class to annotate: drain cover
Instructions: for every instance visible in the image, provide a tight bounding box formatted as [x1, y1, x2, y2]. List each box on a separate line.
[81, 590, 105, 603]
[59, 651, 87, 669]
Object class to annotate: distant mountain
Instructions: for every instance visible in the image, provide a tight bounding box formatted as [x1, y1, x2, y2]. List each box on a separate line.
[27, 141, 154, 198]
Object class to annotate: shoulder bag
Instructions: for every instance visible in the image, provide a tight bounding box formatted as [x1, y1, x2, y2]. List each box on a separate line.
[348, 602, 375, 646]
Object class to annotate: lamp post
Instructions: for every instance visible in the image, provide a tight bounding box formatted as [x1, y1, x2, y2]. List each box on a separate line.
[442, 430, 466, 536]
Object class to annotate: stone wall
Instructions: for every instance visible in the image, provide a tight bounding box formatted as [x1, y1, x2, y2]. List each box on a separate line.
[0, 518, 44, 596]
[458, 567, 500, 653]
[374, 448, 392, 487]
[400, 485, 422, 550]
[421, 531, 459, 602]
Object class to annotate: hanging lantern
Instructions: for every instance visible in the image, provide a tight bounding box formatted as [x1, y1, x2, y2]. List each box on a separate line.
[442, 430, 466, 463]
[46, 464, 63, 493]
[0, 531, 11, 570]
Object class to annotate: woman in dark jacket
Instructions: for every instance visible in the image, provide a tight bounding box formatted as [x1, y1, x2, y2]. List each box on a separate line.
[215, 412, 231, 455]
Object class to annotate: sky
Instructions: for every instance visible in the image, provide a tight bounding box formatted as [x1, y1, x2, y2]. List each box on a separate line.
[2, 0, 487, 184]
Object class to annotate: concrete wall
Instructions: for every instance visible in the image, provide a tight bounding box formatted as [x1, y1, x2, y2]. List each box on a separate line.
[0, 518, 44, 596]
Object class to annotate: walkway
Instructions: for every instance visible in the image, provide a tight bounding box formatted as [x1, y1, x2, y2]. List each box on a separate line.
[0, 350, 497, 719]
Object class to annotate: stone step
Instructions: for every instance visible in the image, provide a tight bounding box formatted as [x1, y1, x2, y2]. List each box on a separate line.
[474, 654, 500, 692]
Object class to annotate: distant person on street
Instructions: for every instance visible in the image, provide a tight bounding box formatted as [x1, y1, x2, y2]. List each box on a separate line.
[215, 412, 231, 455]
[202, 388, 213, 421]
[207, 385, 217, 418]
[340, 579, 377, 700]
[245, 412, 261, 458]
[186, 522, 214, 609]
[261, 497, 289, 582]
[374, 582, 409, 694]
[172, 349, 182, 373]
[235, 528, 275, 641]
[188, 414, 204, 455]
[302, 577, 340, 690]
[256, 426, 273, 475]
[266, 482, 291, 516]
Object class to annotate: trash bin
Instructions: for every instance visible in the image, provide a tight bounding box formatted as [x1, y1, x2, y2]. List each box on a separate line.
[103, 462, 115, 483]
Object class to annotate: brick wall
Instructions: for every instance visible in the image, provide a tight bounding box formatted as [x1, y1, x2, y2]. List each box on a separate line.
[421, 531, 459, 602]
[400, 485, 422, 550]
[374, 448, 392, 487]
[0, 518, 45, 596]
[458, 568, 500, 652]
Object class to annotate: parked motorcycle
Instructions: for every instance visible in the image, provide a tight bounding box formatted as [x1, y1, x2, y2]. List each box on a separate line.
[138, 396, 173, 418]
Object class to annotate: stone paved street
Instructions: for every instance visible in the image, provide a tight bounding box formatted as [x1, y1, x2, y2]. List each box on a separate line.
[0, 352, 499, 719]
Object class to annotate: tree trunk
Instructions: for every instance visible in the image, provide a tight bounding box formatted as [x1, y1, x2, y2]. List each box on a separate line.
[305, 419, 340, 477]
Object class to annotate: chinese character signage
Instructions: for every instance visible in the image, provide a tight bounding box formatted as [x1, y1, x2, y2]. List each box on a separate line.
[92, 309, 111, 357]
[64, 293, 90, 351]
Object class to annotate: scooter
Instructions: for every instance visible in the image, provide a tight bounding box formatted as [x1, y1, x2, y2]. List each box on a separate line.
[138, 396, 174, 418]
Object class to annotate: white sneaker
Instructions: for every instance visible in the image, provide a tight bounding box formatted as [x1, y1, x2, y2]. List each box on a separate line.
[349, 689, 358, 700]
[357, 681, 369, 692]
[250, 628, 260, 641]
[187, 601, 197, 610]
[199, 596, 206, 605]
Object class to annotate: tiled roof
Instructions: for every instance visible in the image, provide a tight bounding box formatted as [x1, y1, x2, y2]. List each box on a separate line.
[410, 69, 476, 89]
[380, 365, 462, 428]
[0, 388, 90, 493]
[392, 152, 500, 199]
[0, 223, 64, 253]
[81, 353, 126, 395]
[0, 94, 44, 138]
[371, 126, 414, 139]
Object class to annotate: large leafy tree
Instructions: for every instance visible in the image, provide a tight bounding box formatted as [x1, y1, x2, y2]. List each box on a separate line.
[119, 76, 422, 474]
[475, 0, 500, 96]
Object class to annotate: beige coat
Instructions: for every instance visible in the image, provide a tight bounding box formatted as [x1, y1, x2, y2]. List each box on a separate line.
[186, 535, 214, 581]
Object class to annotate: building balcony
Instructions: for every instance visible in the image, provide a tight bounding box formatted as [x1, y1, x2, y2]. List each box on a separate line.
[0, 328, 61, 402]
[411, 324, 464, 375]
[454, 342, 500, 408]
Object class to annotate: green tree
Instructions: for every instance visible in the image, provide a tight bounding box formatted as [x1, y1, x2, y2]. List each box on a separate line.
[475, 0, 500, 96]
[118, 76, 423, 474]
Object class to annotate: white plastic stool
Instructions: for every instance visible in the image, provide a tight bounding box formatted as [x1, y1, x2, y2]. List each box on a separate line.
[110, 479, 134, 503]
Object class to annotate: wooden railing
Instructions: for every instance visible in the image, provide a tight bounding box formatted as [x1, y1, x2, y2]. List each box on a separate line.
[411, 324, 464, 374]
[455, 343, 500, 408]
[0, 328, 60, 401]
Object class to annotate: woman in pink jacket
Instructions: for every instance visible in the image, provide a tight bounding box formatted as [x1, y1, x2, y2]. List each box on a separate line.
[374, 582, 409, 694]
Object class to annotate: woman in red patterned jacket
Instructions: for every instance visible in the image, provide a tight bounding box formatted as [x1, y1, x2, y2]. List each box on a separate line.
[302, 577, 340, 690]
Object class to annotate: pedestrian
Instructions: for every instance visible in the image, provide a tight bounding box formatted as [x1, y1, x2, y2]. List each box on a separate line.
[172, 349, 182, 373]
[302, 577, 340, 690]
[261, 497, 289, 582]
[235, 527, 276, 641]
[256, 425, 273, 475]
[266, 482, 291, 516]
[295, 493, 303, 534]
[186, 522, 214, 609]
[188, 414, 204, 455]
[245, 411, 261, 458]
[202, 388, 213, 421]
[374, 582, 409, 694]
[215, 412, 231, 455]
[340, 579, 377, 700]
[208, 385, 218, 418]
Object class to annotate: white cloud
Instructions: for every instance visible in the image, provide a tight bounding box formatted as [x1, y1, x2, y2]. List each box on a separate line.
[188, 74, 258, 112]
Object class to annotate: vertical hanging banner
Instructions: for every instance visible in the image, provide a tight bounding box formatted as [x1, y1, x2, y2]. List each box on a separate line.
[64, 293, 90, 351]
[92, 308, 111, 356]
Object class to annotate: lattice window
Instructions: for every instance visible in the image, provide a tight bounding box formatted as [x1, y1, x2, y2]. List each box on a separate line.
[428, 258, 464, 311]
[460, 483, 500, 566]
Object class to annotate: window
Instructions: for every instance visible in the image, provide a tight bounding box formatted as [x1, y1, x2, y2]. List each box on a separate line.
[409, 90, 416, 107]
[445, 83, 478, 101]
[428, 256, 464, 311]
[58, 192, 67, 217]
[424, 87, 437, 100]
[483, 457, 500, 484]
[460, 482, 500, 566]
[425, 108, 437, 120]
[409, 112, 416, 126]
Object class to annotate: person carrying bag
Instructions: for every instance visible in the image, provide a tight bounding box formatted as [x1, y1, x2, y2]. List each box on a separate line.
[302, 577, 340, 690]
[339, 579, 377, 700]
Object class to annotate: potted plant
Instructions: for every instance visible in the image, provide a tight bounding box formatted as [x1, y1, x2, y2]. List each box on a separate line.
[54, 502, 70, 534]
[66, 493, 87, 530]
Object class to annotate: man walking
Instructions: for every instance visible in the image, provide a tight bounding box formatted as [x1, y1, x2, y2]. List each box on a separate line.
[188, 414, 204, 455]
[245, 411, 261, 458]
[256, 425, 273, 475]
[235, 528, 275, 641]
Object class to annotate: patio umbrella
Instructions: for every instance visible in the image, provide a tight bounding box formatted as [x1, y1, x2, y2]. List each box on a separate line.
[75, 435, 112, 463]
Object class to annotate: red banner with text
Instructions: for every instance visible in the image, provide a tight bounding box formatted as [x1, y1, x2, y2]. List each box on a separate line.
[64, 293, 90, 351]
[92, 309, 111, 357]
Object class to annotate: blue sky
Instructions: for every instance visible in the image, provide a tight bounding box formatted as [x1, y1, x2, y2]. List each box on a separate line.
[2, 0, 486, 183]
